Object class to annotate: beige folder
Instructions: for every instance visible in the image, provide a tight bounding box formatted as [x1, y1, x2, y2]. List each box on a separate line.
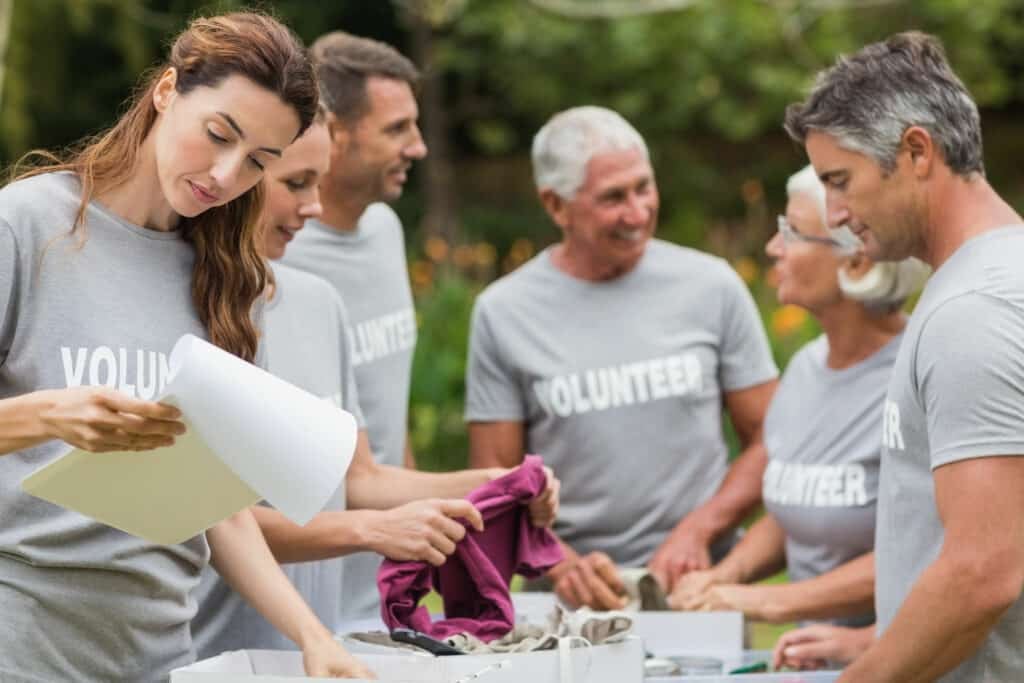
[23, 334, 357, 545]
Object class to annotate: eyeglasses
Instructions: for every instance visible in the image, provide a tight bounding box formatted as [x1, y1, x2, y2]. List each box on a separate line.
[776, 215, 842, 247]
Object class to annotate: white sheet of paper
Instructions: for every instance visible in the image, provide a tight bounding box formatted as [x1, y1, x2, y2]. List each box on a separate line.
[22, 334, 357, 545]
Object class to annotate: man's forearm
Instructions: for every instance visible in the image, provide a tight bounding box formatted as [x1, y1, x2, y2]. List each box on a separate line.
[838, 553, 1014, 682]
[250, 506, 375, 563]
[681, 442, 766, 543]
[347, 463, 501, 510]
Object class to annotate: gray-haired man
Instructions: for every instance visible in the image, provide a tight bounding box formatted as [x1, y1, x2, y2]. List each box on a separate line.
[466, 106, 779, 608]
[786, 31, 1024, 682]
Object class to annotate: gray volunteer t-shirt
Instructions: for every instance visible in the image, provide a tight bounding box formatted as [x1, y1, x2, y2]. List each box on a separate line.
[281, 204, 416, 621]
[877, 226, 1024, 682]
[763, 333, 900, 627]
[465, 239, 778, 567]
[191, 262, 365, 658]
[0, 172, 210, 681]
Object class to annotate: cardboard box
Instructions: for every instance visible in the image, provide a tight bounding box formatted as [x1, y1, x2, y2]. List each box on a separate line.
[645, 650, 841, 681]
[668, 673, 839, 682]
[511, 592, 744, 656]
[171, 637, 645, 682]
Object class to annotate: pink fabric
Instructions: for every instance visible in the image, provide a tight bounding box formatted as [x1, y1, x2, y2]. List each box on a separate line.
[377, 455, 564, 642]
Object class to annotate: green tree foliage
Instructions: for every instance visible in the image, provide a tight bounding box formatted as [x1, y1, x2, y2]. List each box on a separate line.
[3, 0, 1024, 467]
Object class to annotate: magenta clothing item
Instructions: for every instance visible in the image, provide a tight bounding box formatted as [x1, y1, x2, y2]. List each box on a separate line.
[378, 455, 564, 642]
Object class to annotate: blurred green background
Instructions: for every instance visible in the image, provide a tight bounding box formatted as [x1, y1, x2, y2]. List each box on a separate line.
[4, 0, 1024, 472]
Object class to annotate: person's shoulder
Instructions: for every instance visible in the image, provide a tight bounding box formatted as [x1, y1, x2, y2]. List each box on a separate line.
[271, 261, 351, 328]
[926, 226, 1024, 304]
[0, 171, 79, 217]
[788, 334, 827, 371]
[360, 202, 403, 234]
[475, 251, 550, 310]
[0, 171, 81, 243]
[646, 239, 737, 282]
[272, 261, 341, 301]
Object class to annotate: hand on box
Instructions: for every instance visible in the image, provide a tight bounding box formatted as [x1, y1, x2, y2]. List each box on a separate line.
[302, 635, 376, 678]
[772, 624, 873, 671]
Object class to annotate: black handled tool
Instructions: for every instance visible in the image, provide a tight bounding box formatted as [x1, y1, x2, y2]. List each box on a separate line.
[390, 628, 467, 656]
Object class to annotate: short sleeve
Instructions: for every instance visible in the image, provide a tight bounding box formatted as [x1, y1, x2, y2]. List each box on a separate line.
[917, 293, 1024, 468]
[332, 291, 366, 428]
[717, 267, 778, 391]
[0, 220, 20, 368]
[463, 298, 525, 422]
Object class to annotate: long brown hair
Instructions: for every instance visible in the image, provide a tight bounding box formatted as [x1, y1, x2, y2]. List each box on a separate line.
[16, 12, 318, 362]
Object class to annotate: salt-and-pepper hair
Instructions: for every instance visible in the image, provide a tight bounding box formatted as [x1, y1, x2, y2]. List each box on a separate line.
[531, 106, 650, 199]
[785, 31, 983, 178]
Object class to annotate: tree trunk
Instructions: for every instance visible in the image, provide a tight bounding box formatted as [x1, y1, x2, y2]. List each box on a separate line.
[408, 9, 459, 245]
[0, 0, 14, 113]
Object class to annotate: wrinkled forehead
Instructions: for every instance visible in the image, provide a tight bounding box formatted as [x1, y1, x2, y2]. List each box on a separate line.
[580, 147, 655, 193]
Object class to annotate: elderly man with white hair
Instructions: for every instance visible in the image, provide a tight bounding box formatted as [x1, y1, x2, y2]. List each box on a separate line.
[465, 105, 779, 609]
[669, 166, 928, 642]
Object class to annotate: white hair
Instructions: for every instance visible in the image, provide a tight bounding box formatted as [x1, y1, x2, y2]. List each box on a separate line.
[785, 164, 930, 308]
[531, 106, 650, 199]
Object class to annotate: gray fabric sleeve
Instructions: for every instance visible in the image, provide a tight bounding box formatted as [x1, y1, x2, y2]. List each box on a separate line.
[717, 267, 779, 391]
[0, 219, 19, 368]
[917, 293, 1024, 469]
[252, 296, 270, 370]
[464, 299, 525, 422]
[333, 290, 366, 428]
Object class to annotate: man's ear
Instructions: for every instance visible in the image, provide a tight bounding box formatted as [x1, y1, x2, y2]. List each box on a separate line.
[902, 125, 935, 178]
[325, 111, 352, 158]
[539, 189, 571, 230]
[152, 67, 178, 113]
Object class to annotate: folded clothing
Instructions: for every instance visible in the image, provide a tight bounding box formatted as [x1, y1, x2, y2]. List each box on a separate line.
[378, 456, 564, 642]
[447, 606, 634, 654]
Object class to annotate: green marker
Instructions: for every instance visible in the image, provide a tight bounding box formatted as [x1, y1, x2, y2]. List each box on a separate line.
[728, 660, 769, 674]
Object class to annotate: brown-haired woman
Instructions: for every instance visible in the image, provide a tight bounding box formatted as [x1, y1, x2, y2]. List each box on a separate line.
[0, 12, 373, 681]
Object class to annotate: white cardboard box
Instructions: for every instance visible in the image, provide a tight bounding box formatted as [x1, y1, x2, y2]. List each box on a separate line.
[646, 650, 841, 681]
[171, 637, 644, 683]
[511, 593, 744, 656]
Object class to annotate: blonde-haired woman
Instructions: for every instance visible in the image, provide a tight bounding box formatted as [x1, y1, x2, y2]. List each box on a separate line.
[0, 12, 371, 681]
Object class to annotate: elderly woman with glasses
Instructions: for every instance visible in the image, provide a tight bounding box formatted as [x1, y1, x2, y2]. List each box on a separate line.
[669, 165, 929, 638]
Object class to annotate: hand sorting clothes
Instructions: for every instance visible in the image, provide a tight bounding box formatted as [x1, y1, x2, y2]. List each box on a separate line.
[378, 456, 564, 642]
